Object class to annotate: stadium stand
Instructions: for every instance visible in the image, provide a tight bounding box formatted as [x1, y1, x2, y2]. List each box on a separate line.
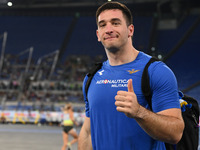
[0, 16, 73, 62]
[157, 15, 200, 100]
[132, 16, 153, 53]
[0, 2, 199, 125]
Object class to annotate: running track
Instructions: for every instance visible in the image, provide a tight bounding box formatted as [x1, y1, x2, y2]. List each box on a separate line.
[0, 124, 80, 150]
[0, 124, 199, 150]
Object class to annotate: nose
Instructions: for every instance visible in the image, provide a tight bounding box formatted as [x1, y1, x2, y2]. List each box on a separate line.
[105, 23, 113, 34]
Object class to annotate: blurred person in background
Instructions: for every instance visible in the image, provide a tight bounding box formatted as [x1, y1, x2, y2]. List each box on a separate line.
[38, 110, 47, 126]
[78, 1, 184, 150]
[61, 103, 78, 150]
[0, 111, 7, 124]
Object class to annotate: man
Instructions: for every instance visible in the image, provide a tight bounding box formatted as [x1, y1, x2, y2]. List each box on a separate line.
[78, 2, 184, 150]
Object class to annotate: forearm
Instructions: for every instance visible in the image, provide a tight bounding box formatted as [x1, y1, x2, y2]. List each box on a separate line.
[78, 117, 93, 150]
[78, 128, 93, 150]
[135, 106, 184, 144]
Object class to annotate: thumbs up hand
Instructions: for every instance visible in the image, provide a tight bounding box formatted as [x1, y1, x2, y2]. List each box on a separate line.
[115, 79, 141, 118]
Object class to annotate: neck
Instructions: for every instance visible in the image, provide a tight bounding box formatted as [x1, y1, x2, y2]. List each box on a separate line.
[106, 46, 139, 66]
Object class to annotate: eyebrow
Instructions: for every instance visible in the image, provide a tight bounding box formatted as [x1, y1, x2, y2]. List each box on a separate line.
[98, 18, 121, 25]
[111, 18, 121, 22]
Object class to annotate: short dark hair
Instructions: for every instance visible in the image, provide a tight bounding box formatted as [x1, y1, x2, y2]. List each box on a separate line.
[96, 2, 133, 26]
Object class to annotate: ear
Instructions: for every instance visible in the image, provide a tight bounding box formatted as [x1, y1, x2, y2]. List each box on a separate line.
[128, 24, 134, 38]
[96, 30, 101, 42]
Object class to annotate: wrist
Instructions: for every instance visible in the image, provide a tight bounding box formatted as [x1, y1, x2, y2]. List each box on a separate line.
[135, 105, 149, 120]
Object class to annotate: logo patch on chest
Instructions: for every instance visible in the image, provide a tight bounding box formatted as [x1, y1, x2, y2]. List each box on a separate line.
[127, 69, 140, 74]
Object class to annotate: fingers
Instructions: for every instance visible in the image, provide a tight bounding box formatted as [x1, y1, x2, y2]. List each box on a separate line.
[115, 79, 138, 118]
[115, 99, 131, 110]
[115, 79, 134, 98]
[115, 92, 134, 110]
[116, 79, 134, 96]
[115, 98, 134, 118]
[127, 79, 134, 92]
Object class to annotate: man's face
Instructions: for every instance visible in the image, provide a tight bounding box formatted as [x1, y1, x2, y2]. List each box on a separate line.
[96, 9, 133, 53]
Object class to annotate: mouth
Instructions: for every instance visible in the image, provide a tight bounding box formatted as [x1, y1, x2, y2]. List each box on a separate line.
[104, 35, 118, 40]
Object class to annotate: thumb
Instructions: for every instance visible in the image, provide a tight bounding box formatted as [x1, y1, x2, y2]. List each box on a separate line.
[127, 79, 134, 92]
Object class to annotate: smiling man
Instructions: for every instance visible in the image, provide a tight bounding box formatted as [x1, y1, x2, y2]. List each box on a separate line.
[78, 2, 184, 150]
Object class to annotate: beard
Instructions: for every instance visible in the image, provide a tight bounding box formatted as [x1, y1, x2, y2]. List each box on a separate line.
[106, 46, 120, 54]
[102, 39, 121, 54]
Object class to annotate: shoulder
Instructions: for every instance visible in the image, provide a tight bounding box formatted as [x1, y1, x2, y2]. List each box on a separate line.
[134, 51, 151, 62]
[83, 75, 89, 85]
[148, 61, 176, 81]
[148, 61, 179, 112]
[63, 111, 68, 114]
[148, 60, 178, 89]
[82, 76, 89, 93]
